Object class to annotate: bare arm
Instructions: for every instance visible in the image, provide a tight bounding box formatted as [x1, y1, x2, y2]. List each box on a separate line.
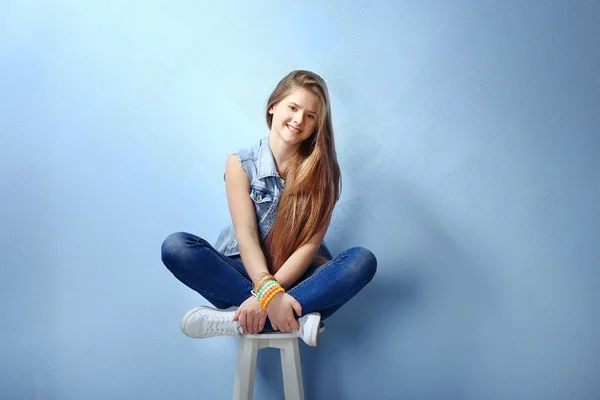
[224, 154, 269, 282]
[273, 218, 330, 290]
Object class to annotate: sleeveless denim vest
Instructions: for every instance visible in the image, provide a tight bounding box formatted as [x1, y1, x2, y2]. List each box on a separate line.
[214, 136, 286, 257]
[214, 136, 331, 259]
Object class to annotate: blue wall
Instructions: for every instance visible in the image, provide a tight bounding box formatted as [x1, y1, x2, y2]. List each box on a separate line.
[1, 1, 598, 399]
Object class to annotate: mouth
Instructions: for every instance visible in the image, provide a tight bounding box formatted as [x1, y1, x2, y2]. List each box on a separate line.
[287, 124, 302, 134]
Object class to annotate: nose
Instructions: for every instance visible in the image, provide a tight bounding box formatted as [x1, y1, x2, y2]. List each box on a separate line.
[293, 112, 304, 125]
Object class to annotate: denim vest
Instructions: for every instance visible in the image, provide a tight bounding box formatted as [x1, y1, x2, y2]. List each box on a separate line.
[214, 137, 286, 257]
[214, 136, 331, 260]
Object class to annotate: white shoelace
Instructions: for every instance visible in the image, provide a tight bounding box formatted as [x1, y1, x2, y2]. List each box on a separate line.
[206, 314, 241, 336]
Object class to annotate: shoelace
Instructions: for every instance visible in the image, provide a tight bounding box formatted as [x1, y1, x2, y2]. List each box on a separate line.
[206, 314, 241, 335]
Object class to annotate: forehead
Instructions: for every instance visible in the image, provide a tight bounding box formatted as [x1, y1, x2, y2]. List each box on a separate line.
[283, 88, 319, 112]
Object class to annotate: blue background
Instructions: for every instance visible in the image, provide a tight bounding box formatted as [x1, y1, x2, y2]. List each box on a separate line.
[1, 1, 599, 399]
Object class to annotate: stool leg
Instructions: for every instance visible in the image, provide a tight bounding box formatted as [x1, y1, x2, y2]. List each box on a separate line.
[233, 336, 259, 400]
[280, 339, 304, 400]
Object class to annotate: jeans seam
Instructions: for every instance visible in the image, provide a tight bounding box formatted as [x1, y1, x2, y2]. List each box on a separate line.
[194, 237, 251, 283]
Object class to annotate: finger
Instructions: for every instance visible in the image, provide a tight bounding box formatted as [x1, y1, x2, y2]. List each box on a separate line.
[239, 313, 247, 334]
[233, 308, 240, 321]
[271, 319, 280, 332]
[258, 314, 266, 334]
[292, 300, 303, 317]
[254, 316, 261, 334]
[281, 322, 291, 333]
[246, 314, 254, 334]
[288, 316, 299, 331]
[247, 314, 254, 335]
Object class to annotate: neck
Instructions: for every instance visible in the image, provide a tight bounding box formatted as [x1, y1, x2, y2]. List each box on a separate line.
[268, 133, 299, 179]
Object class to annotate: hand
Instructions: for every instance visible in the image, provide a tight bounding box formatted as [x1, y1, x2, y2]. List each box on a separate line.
[233, 296, 267, 334]
[265, 292, 303, 333]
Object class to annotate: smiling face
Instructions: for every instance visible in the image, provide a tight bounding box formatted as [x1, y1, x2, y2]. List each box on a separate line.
[268, 87, 319, 147]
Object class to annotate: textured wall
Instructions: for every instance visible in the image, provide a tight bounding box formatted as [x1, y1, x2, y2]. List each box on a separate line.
[1, 1, 599, 399]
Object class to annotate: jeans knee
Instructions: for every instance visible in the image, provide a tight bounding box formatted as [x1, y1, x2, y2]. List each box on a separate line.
[161, 232, 201, 266]
[347, 246, 377, 283]
[362, 247, 378, 282]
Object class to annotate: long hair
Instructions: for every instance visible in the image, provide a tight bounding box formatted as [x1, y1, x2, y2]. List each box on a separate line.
[265, 70, 342, 272]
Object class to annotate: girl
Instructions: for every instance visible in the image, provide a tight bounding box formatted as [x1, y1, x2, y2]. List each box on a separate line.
[161, 70, 377, 346]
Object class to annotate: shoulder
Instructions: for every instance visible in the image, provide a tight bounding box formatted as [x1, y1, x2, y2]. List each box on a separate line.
[231, 137, 262, 163]
[224, 137, 263, 181]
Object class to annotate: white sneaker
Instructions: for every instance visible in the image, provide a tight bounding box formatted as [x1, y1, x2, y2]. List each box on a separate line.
[297, 312, 322, 347]
[181, 306, 322, 347]
[181, 306, 242, 338]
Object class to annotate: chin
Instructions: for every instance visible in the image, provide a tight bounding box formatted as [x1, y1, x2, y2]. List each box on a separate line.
[281, 130, 301, 143]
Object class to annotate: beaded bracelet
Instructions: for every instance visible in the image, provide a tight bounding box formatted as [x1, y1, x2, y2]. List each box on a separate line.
[254, 278, 274, 294]
[256, 281, 278, 301]
[259, 285, 281, 304]
[253, 278, 266, 292]
[250, 279, 277, 298]
[261, 287, 284, 310]
[260, 287, 285, 311]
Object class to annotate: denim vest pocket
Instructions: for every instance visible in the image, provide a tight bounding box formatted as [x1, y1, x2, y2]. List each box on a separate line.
[250, 187, 274, 203]
[250, 187, 275, 228]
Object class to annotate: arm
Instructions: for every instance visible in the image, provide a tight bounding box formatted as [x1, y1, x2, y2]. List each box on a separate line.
[273, 217, 331, 290]
[224, 154, 270, 282]
[265, 219, 330, 333]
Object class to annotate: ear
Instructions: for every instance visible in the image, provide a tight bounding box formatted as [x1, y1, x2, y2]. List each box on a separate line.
[268, 105, 276, 114]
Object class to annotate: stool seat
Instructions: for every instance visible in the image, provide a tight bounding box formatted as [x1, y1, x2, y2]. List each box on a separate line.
[233, 325, 325, 400]
[243, 323, 324, 339]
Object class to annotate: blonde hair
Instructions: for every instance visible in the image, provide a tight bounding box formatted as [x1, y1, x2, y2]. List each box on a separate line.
[265, 70, 342, 272]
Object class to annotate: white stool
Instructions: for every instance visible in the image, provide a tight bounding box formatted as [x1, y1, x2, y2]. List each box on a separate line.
[233, 325, 325, 400]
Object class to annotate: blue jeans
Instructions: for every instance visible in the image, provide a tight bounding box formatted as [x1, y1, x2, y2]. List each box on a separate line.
[161, 232, 377, 332]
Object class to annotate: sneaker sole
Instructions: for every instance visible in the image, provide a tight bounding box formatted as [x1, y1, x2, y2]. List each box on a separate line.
[302, 313, 321, 347]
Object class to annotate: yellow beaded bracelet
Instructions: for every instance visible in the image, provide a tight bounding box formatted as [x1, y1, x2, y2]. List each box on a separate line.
[261, 287, 284, 311]
[260, 286, 280, 309]
[262, 287, 284, 310]
[259, 285, 281, 304]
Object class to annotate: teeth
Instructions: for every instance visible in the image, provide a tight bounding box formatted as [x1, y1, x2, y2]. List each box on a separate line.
[288, 125, 300, 133]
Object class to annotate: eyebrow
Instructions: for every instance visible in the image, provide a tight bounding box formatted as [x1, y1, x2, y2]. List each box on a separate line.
[289, 102, 316, 115]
